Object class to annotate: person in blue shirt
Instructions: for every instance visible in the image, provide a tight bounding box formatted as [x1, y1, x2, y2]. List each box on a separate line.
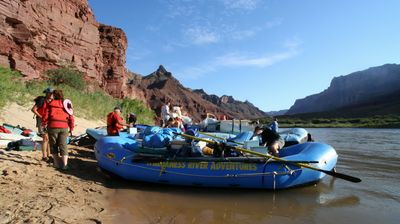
[269, 117, 279, 133]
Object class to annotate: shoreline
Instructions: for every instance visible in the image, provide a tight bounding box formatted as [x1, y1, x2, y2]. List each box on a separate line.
[0, 145, 113, 223]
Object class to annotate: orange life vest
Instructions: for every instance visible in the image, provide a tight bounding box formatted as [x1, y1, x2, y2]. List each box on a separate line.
[107, 112, 123, 136]
[46, 100, 74, 130]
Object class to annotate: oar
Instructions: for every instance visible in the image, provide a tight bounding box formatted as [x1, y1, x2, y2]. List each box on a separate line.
[175, 132, 361, 183]
[199, 132, 244, 145]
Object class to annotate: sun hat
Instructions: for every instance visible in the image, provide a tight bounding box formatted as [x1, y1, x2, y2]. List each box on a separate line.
[63, 99, 73, 115]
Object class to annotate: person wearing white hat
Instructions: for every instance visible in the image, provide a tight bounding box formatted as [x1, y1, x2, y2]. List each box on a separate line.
[42, 89, 74, 170]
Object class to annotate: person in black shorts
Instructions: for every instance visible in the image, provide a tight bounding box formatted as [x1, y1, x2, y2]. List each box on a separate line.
[31, 87, 53, 161]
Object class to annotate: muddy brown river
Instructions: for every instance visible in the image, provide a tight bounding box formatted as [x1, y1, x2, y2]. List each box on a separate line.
[104, 128, 400, 224]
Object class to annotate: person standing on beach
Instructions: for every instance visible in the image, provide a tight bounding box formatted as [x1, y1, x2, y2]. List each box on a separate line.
[107, 106, 131, 136]
[161, 101, 171, 127]
[42, 89, 74, 170]
[31, 87, 53, 162]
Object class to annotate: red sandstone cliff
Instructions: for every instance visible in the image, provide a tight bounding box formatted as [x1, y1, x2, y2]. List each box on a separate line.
[0, 0, 266, 120]
[129, 65, 267, 121]
[0, 0, 104, 82]
[98, 24, 128, 98]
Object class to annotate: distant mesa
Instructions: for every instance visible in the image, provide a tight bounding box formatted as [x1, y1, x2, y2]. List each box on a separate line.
[266, 109, 289, 117]
[286, 64, 400, 116]
[127, 65, 267, 121]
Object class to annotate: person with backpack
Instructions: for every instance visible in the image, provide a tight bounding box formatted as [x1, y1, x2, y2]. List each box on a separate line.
[42, 89, 75, 170]
[107, 106, 131, 136]
[31, 87, 53, 162]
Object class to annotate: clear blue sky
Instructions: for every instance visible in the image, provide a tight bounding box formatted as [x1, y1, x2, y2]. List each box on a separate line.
[89, 0, 400, 111]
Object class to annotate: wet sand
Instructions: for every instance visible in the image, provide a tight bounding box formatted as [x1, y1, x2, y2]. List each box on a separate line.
[0, 146, 112, 223]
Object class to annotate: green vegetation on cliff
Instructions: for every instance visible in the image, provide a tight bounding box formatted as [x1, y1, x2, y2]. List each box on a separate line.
[0, 66, 155, 124]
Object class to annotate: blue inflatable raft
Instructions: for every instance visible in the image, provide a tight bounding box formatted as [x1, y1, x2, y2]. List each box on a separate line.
[94, 135, 338, 189]
[86, 125, 149, 140]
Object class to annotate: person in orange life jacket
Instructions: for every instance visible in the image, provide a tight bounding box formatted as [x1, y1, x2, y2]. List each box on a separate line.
[42, 89, 74, 170]
[31, 87, 53, 162]
[107, 106, 132, 136]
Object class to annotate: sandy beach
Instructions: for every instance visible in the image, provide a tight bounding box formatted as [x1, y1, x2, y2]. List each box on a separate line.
[0, 146, 112, 223]
[0, 103, 112, 223]
[0, 103, 105, 136]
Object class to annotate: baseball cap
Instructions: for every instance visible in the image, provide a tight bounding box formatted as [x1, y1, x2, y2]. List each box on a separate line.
[43, 87, 54, 94]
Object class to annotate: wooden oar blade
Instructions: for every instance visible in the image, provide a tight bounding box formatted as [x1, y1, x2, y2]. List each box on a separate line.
[322, 170, 362, 183]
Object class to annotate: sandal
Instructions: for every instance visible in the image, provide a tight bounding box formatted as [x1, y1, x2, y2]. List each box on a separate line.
[42, 157, 49, 162]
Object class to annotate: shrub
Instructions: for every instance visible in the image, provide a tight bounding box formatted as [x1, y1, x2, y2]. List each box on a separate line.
[0, 66, 156, 125]
[0, 67, 24, 108]
[120, 98, 156, 124]
[45, 65, 86, 90]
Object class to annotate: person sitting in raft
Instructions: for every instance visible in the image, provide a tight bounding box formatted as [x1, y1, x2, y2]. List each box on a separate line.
[269, 117, 279, 133]
[166, 117, 185, 131]
[107, 106, 132, 136]
[253, 126, 284, 157]
[172, 104, 183, 118]
[307, 133, 314, 142]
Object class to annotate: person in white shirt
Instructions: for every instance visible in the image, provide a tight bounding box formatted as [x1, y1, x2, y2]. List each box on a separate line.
[161, 101, 171, 127]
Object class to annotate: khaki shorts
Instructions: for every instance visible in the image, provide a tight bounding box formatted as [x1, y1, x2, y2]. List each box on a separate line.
[48, 128, 69, 156]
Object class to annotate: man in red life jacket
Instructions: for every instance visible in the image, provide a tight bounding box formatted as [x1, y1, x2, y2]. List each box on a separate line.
[107, 106, 131, 136]
[42, 89, 74, 170]
[31, 87, 53, 162]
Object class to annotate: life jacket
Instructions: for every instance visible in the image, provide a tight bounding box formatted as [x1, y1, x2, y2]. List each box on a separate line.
[0, 126, 11, 134]
[107, 112, 123, 136]
[34, 96, 47, 117]
[46, 100, 74, 130]
[175, 117, 186, 132]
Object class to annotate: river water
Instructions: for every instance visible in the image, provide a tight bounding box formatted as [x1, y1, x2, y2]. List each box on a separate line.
[104, 128, 400, 224]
